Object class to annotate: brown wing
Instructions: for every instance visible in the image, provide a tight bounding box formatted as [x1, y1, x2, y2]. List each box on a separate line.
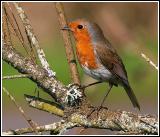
[95, 40, 140, 110]
[95, 41, 128, 84]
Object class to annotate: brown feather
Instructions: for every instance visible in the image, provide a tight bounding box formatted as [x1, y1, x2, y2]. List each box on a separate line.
[95, 40, 128, 84]
[95, 39, 140, 110]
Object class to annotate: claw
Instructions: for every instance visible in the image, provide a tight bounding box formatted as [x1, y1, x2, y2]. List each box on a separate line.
[86, 105, 108, 118]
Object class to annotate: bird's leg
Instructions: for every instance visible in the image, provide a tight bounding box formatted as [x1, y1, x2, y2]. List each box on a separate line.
[99, 83, 113, 109]
[68, 81, 102, 91]
[86, 83, 113, 118]
[80, 81, 103, 90]
[69, 81, 102, 97]
[80, 81, 102, 97]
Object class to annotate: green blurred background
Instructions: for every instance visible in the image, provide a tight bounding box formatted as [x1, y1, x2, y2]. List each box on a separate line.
[2, 2, 158, 135]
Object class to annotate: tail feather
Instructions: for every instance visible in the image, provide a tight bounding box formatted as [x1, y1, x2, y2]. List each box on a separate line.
[123, 84, 140, 110]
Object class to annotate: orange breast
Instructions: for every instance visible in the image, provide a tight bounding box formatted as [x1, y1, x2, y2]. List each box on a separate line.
[76, 42, 98, 69]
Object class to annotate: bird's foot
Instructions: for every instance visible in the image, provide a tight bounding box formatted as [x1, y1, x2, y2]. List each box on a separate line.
[87, 105, 108, 118]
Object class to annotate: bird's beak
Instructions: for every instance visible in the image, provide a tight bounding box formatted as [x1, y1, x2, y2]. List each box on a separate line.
[61, 26, 71, 31]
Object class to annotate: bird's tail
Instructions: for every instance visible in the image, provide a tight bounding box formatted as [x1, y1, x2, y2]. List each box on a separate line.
[123, 84, 140, 110]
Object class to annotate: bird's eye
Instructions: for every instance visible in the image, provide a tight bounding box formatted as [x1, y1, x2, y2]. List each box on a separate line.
[77, 25, 83, 29]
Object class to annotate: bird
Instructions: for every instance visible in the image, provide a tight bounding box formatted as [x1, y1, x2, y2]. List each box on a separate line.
[62, 18, 140, 110]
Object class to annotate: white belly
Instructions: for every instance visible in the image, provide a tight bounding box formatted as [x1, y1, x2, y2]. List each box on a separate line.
[82, 65, 113, 81]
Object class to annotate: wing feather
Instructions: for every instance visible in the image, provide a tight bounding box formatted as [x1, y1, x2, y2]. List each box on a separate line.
[95, 40, 128, 85]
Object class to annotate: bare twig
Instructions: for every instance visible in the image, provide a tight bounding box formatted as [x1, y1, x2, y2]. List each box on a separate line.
[2, 87, 39, 134]
[141, 53, 158, 70]
[3, 74, 29, 80]
[55, 2, 81, 85]
[2, 7, 11, 46]
[2, 120, 77, 135]
[6, 2, 25, 44]
[3, 3, 30, 57]
[24, 94, 64, 117]
[13, 2, 55, 77]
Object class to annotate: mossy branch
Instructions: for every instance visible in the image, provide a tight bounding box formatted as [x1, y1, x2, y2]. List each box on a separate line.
[4, 95, 158, 135]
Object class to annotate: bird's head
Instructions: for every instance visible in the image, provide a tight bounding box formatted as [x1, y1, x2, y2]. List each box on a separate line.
[62, 19, 104, 43]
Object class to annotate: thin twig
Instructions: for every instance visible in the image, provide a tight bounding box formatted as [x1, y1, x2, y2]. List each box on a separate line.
[141, 53, 158, 70]
[55, 2, 81, 85]
[6, 2, 37, 63]
[3, 3, 30, 57]
[2, 6, 11, 46]
[3, 74, 29, 80]
[13, 2, 56, 77]
[6, 2, 25, 44]
[2, 120, 77, 135]
[24, 94, 64, 117]
[2, 87, 39, 134]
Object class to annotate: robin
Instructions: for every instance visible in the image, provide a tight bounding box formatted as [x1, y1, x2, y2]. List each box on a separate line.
[62, 19, 140, 110]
